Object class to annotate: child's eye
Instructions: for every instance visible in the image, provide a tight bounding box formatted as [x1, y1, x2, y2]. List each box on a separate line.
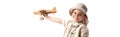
[78, 14, 82, 16]
[74, 12, 76, 14]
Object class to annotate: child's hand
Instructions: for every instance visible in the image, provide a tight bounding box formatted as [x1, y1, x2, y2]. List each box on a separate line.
[42, 12, 48, 17]
[38, 10, 48, 17]
[39, 10, 46, 15]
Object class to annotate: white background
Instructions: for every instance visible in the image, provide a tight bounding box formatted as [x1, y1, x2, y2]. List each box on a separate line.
[0, 0, 120, 37]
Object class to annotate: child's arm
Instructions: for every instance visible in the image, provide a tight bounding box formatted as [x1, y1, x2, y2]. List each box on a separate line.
[80, 26, 89, 37]
[43, 13, 62, 24]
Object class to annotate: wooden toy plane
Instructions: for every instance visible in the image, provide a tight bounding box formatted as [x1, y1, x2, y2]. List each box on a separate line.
[33, 7, 56, 20]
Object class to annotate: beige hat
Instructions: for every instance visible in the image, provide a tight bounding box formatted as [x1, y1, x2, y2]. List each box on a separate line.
[69, 3, 88, 15]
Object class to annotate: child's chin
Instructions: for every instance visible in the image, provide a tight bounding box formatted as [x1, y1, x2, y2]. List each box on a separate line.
[73, 20, 79, 22]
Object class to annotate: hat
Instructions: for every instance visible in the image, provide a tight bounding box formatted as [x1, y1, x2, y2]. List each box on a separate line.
[69, 3, 88, 15]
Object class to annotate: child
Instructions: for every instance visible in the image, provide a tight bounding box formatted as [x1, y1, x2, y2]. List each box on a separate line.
[42, 3, 89, 37]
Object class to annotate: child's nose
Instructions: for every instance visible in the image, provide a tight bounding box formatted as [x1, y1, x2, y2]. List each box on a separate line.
[75, 14, 79, 17]
[74, 14, 79, 18]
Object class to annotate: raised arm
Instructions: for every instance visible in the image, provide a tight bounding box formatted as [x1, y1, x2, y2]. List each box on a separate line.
[43, 13, 63, 24]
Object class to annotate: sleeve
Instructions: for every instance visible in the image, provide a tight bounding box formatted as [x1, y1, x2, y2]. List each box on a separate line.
[80, 26, 89, 37]
[62, 19, 70, 28]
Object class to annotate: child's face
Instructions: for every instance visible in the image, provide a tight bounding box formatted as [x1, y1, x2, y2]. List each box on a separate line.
[71, 9, 84, 23]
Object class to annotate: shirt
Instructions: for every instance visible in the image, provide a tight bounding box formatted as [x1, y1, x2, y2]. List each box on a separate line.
[62, 20, 89, 37]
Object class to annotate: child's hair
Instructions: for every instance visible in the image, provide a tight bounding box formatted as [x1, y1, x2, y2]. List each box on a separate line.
[69, 3, 89, 26]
